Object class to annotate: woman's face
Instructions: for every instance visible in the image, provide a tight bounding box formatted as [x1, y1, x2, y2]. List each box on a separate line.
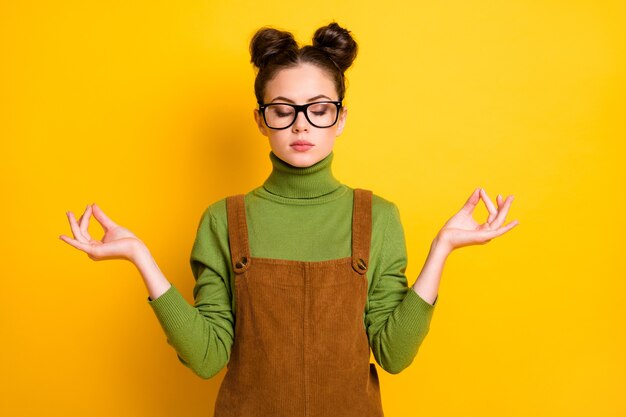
[253, 62, 347, 168]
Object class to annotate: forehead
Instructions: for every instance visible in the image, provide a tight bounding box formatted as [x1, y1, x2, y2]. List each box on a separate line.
[264, 63, 337, 102]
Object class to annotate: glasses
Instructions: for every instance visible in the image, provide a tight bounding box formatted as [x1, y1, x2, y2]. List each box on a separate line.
[258, 100, 343, 130]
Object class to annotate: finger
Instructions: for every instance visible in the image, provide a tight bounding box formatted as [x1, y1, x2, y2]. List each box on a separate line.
[59, 233, 95, 255]
[67, 211, 89, 243]
[460, 187, 481, 214]
[79, 204, 93, 240]
[495, 219, 519, 237]
[480, 188, 498, 224]
[91, 203, 118, 231]
[482, 219, 519, 240]
[490, 195, 515, 229]
[494, 194, 504, 223]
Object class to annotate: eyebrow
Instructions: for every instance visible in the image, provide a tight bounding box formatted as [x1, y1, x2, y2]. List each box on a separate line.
[269, 94, 334, 103]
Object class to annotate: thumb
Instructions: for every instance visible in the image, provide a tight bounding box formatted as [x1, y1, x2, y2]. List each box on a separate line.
[460, 188, 481, 214]
[90, 203, 118, 231]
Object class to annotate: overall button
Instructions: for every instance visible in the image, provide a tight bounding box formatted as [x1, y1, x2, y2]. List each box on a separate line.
[357, 258, 367, 270]
[235, 256, 248, 269]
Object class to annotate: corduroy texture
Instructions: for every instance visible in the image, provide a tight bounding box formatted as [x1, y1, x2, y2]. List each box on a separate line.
[213, 189, 384, 417]
[147, 150, 438, 380]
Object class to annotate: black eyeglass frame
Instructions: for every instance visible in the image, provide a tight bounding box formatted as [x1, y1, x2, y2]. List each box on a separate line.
[257, 100, 343, 130]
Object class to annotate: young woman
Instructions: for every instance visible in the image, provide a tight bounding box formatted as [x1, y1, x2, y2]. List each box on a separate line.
[60, 22, 518, 417]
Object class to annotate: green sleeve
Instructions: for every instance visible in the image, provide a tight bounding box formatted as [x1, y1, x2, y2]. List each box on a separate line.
[146, 204, 235, 379]
[365, 202, 438, 374]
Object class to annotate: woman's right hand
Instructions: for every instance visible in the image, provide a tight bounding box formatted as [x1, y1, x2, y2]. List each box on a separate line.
[59, 203, 145, 263]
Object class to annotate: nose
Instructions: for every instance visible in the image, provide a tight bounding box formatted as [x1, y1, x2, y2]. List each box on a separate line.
[292, 109, 309, 132]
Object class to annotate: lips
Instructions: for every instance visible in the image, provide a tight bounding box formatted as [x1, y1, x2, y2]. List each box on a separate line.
[290, 140, 314, 152]
[290, 140, 314, 146]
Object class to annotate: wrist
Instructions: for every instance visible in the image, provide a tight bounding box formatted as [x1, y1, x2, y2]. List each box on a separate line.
[431, 233, 452, 259]
[129, 240, 150, 265]
[128, 242, 171, 300]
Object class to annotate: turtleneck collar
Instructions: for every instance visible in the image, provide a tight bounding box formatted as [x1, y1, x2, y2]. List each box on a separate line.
[262, 150, 342, 199]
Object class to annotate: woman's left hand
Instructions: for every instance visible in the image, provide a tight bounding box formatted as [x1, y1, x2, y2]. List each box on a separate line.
[435, 187, 519, 254]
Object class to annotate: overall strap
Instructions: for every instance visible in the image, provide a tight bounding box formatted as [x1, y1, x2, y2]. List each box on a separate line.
[226, 194, 251, 275]
[351, 188, 372, 275]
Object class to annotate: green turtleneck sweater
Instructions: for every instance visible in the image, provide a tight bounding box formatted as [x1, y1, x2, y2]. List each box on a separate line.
[147, 151, 438, 379]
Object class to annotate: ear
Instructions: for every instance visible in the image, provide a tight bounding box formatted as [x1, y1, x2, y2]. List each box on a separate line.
[253, 108, 269, 137]
[335, 106, 348, 136]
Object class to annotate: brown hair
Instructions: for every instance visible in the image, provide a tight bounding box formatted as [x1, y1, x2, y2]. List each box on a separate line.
[249, 22, 358, 104]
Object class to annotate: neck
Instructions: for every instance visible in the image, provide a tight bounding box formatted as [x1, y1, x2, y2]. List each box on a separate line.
[263, 151, 341, 198]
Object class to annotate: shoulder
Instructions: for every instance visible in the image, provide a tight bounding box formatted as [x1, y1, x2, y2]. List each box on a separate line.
[193, 197, 228, 234]
[349, 187, 401, 232]
[196, 189, 257, 230]
[370, 192, 398, 214]
[357, 188, 400, 219]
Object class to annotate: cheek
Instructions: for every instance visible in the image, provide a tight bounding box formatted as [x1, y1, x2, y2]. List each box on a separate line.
[269, 131, 289, 142]
[324, 132, 338, 145]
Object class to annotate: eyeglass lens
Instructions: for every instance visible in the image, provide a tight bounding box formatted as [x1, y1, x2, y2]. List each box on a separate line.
[264, 103, 338, 129]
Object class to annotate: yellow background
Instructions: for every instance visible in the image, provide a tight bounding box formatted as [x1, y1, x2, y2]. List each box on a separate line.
[1, 1, 624, 416]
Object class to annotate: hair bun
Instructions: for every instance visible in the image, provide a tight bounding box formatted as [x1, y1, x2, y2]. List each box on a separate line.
[312, 22, 358, 73]
[249, 26, 299, 69]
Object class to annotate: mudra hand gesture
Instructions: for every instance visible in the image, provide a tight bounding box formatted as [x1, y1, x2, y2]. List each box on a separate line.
[59, 203, 144, 262]
[436, 188, 519, 254]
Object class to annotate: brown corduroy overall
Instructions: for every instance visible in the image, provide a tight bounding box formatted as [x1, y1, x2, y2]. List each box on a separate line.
[213, 188, 384, 417]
